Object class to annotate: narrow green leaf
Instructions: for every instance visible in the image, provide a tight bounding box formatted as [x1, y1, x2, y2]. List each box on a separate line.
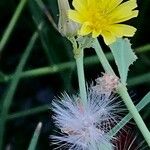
[28, 122, 42, 150]
[0, 72, 9, 82]
[7, 105, 49, 120]
[109, 92, 150, 137]
[0, 0, 28, 52]
[109, 38, 137, 84]
[0, 31, 39, 150]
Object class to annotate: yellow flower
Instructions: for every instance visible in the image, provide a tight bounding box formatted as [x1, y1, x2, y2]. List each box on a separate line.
[68, 0, 138, 45]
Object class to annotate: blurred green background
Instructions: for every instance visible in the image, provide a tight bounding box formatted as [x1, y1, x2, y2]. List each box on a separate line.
[0, 0, 150, 149]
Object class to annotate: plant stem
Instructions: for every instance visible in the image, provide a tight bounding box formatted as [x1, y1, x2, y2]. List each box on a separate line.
[136, 44, 150, 53]
[0, 0, 28, 52]
[109, 92, 150, 137]
[1, 42, 150, 83]
[0, 31, 38, 150]
[75, 49, 87, 105]
[94, 38, 150, 147]
[7, 105, 49, 120]
[128, 72, 150, 86]
[93, 39, 115, 75]
[118, 84, 150, 146]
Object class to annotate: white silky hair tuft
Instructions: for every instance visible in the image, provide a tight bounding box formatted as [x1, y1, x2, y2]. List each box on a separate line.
[51, 87, 122, 150]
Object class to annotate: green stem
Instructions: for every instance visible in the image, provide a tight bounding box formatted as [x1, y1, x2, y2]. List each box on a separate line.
[1, 42, 150, 83]
[7, 105, 49, 120]
[0, 31, 38, 149]
[94, 38, 150, 147]
[75, 49, 87, 105]
[128, 72, 150, 86]
[0, 0, 28, 52]
[109, 92, 150, 137]
[136, 44, 150, 53]
[117, 84, 150, 146]
[93, 39, 115, 75]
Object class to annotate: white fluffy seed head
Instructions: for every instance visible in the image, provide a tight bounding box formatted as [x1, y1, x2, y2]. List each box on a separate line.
[51, 88, 121, 150]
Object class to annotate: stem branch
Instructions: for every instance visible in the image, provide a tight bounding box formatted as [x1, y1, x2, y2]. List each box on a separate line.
[93, 39, 115, 75]
[94, 38, 150, 147]
[118, 84, 150, 146]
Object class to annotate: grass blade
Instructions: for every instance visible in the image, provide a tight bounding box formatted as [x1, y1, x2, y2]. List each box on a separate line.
[0, 0, 28, 52]
[7, 105, 49, 120]
[28, 122, 42, 150]
[0, 31, 39, 149]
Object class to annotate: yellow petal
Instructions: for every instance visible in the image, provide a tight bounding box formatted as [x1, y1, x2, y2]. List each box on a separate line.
[78, 22, 92, 36]
[101, 31, 116, 45]
[108, 24, 137, 37]
[113, 10, 139, 23]
[116, 0, 138, 11]
[109, 0, 138, 23]
[99, 0, 123, 12]
[108, 0, 123, 10]
[92, 30, 101, 38]
[68, 10, 84, 23]
[72, 0, 87, 11]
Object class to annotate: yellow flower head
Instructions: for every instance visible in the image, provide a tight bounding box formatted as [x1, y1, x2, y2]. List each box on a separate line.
[68, 0, 138, 45]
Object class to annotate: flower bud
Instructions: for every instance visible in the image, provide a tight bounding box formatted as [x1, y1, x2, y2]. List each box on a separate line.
[57, 0, 79, 37]
[92, 73, 119, 95]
